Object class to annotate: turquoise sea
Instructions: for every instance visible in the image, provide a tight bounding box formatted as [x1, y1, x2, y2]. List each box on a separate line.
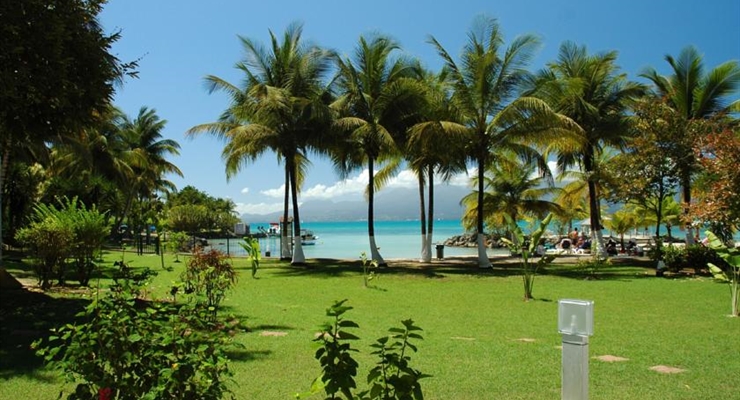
[211, 220, 505, 260]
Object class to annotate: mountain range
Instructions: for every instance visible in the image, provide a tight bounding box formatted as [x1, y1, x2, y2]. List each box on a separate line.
[240, 184, 468, 222]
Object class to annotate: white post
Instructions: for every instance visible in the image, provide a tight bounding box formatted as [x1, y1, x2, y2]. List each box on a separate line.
[558, 299, 594, 400]
[562, 334, 589, 400]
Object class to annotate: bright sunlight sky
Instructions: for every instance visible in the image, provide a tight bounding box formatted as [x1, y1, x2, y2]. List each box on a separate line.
[99, 0, 740, 216]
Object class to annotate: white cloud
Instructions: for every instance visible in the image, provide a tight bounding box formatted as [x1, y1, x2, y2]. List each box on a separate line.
[301, 170, 369, 200]
[234, 202, 288, 216]
[241, 187, 250, 194]
[260, 185, 285, 199]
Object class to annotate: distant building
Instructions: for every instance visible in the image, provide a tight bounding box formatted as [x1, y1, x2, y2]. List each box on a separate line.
[234, 222, 247, 235]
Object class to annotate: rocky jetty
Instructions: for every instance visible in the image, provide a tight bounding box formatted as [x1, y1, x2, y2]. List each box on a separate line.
[443, 233, 506, 249]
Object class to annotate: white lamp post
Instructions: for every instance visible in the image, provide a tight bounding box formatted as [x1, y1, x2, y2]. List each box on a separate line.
[558, 299, 594, 400]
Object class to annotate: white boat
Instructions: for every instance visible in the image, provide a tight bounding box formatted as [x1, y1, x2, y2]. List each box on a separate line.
[300, 229, 319, 245]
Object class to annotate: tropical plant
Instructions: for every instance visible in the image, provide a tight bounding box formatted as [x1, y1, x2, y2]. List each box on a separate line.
[187, 22, 334, 265]
[527, 41, 645, 257]
[500, 213, 555, 301]
[332, 34, 424, 266]
[429, 15, 575, 267]
[239, 237, 261, 278]
[705, 231, 740, 317]
[359, 252, 378, 288]
[640, 46, 740, 244]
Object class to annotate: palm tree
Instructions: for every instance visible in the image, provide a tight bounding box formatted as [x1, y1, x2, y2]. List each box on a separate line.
[461, 156, 562, 237]
[117, 107, 182, 233]
[429, 16, 576, 267]
[605, 208, 638, 251]
[640, 46, 740, 244]
[331, 34, 424, 265]
[527, 42, 644, 257]
[406, 68, 469, 262]
[187, 22, 334, 265]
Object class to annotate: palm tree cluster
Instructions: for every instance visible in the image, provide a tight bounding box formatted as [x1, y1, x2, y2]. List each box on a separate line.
[4, 15, 738, 268]
[2, 106, 182, 251]
[188, 17, 739, 266]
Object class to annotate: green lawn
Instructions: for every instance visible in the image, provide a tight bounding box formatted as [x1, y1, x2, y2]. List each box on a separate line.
[1, 251, 738, 399]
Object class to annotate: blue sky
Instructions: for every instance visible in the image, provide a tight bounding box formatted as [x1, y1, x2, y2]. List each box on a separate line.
[99, 0, 740, 216]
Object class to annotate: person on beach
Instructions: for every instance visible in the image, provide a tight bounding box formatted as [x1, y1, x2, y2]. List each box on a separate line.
[569, 228, 578, 241]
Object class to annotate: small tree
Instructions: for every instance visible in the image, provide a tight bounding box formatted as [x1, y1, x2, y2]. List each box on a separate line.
[705, 231, 740, 317]
[168, 231, 190, 262]
[500, 213, 555, 301]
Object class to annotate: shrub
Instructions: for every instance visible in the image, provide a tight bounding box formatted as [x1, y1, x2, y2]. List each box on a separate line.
[182, 248, 237, 321]
[14, 197, 110, 287]
[15, 217, 75, 289]
[661, 244, 728, 274]
[33, 278, 235, 399]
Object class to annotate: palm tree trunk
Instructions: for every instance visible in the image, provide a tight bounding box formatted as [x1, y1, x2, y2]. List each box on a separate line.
[585, 150, 605, 258]
[0, 141, 9, 267]
[281, 166, 291, 260]
[418, 171, 430, 262]
[681, 178, 695, 245]
[289, 162, 305, 265]
[427, 165, 435, 262]
[367, 157, 385, 265]
[476, 155, 490, 268]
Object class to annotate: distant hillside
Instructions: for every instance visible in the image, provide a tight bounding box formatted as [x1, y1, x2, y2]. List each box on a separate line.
[241, 184, 467, 222]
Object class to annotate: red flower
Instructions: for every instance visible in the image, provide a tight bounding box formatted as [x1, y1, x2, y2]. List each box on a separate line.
[99, 387, 113, 400]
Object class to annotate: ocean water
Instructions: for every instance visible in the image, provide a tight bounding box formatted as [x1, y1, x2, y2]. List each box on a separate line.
[211, 220, 506, 260]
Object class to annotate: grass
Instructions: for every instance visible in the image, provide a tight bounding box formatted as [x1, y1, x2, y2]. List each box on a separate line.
[1, 250, 738, 399]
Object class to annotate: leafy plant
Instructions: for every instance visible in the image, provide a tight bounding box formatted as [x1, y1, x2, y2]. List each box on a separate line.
[298, 300, 428, 400]
[239, 237, 261, 278]
[361, 319, 429, 400]
[360, 252, 378, 288]
[32, 278, 235, 399]
[705, 231, 740, 317]
[500, 213, 555, 301]
[182, 248, 237, 321]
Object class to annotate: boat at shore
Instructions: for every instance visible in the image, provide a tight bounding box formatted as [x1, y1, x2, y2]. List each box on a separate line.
[299, 229, 319, 245]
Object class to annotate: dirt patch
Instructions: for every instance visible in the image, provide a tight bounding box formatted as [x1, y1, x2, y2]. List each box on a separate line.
[260, 331, 287, 337]
[594, 355, 629, 362]
[650, 365, 686, 374]
[514, 338, 536, 343]
[450, 336, 476, 341]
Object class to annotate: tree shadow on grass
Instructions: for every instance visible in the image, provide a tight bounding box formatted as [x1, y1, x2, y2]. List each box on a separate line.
[0, 288, 90, 380]
[266, 256, 662, 282]
[225, 349, 272, 363]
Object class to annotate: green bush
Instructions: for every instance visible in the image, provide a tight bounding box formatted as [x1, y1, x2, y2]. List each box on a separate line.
[182, 248, 237, 321]
[661, 244, 728, 274]
[14, 197, 110, 288]
[15, 217, 75, 289]
[33, 275, 235, 399]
